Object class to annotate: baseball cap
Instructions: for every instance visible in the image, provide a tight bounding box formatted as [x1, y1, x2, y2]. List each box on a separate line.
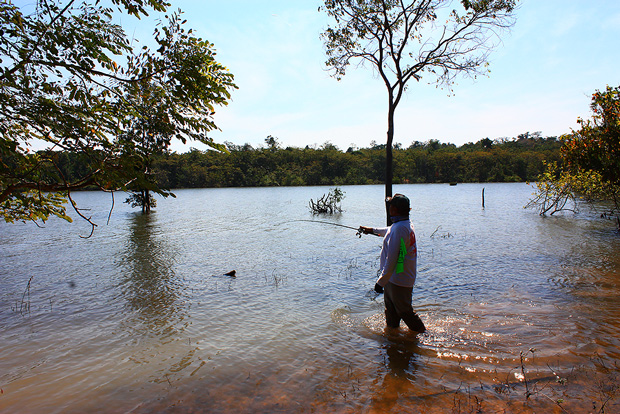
[386, 193, 410, 213]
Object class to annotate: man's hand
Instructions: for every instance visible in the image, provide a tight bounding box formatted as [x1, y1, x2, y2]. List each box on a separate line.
[359, 226, 373, 235]
[374, 283, 384, 294]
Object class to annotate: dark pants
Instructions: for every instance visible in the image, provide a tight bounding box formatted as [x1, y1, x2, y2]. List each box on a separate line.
[384, 282, 426, 332]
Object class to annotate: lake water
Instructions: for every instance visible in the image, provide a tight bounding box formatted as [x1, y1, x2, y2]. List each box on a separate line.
[1, 183, 620, 413]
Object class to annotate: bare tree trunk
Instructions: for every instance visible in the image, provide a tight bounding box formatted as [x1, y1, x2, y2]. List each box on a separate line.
[385, 104, 395, 225]
[143, 189, 151, 214]
[143, 162, 152, 214]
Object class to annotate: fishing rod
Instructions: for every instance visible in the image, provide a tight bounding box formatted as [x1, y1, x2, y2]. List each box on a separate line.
[293, 219, 381, 237]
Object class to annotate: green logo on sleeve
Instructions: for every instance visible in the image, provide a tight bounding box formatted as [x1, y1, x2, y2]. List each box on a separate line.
[396, 237, 406, 273]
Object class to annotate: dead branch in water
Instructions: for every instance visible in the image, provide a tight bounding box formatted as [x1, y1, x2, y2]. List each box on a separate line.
[309, 188, 345, 215]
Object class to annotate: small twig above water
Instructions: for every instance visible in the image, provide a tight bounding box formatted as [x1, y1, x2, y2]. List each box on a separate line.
[430, 225, 453, 239]
[520, 349, 534, 400]
[264, 269, 286, 287]
[68, 192, 97, 238]
[18, 275, 34, 316]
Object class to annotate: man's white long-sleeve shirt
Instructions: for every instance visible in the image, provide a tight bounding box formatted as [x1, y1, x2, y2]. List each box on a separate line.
[373, 218, 417, 288]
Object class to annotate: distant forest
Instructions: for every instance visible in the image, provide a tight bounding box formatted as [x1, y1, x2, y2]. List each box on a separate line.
[149, 132, 561, 188]
[52, 132, 562, 190]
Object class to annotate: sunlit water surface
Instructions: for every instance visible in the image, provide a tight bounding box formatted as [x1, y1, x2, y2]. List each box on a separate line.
[2, 183, 620, 413]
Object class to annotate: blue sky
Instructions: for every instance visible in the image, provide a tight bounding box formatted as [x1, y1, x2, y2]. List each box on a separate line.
[132, 1, 620, 151]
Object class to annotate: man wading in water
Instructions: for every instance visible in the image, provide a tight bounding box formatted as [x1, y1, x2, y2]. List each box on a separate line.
[360, 194, 426, 334]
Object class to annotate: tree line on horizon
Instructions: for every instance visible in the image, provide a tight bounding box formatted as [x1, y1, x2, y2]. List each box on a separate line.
[127, 132, 561, 189]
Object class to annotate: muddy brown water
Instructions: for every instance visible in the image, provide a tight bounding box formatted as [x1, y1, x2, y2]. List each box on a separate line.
[1, 183, 619, 413]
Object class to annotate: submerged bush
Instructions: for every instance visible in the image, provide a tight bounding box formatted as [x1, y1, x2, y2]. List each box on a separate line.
[309, 188, 345, 215]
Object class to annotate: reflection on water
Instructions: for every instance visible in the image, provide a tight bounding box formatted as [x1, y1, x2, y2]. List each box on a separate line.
[383, 337, 419, 380]
[117, 213, 187, 339]
[1, 183, 620, 412]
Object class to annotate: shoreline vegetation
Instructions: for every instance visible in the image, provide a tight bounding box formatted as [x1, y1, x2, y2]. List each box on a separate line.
[157, 134, 560, 189]
[54, 133, 561, 190]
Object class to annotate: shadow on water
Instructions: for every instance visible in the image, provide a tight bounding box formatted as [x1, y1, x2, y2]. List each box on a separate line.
[116, 212, 187, 339]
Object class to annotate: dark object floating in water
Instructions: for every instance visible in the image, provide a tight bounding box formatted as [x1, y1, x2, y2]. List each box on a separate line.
[224, 270, 236, 277]
[449, 182, 457, 186]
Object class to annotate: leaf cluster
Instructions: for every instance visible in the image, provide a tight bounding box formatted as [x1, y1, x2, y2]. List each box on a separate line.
[124, 189, 156, 210]
[562, 86, 620, 186]
[528, 86, 620, 229]
[321, 0, 516, 92]
[0, 1, 236, 226]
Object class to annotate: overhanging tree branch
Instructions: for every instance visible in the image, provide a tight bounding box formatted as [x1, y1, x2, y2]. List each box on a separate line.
[1, 2, 236, 227]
